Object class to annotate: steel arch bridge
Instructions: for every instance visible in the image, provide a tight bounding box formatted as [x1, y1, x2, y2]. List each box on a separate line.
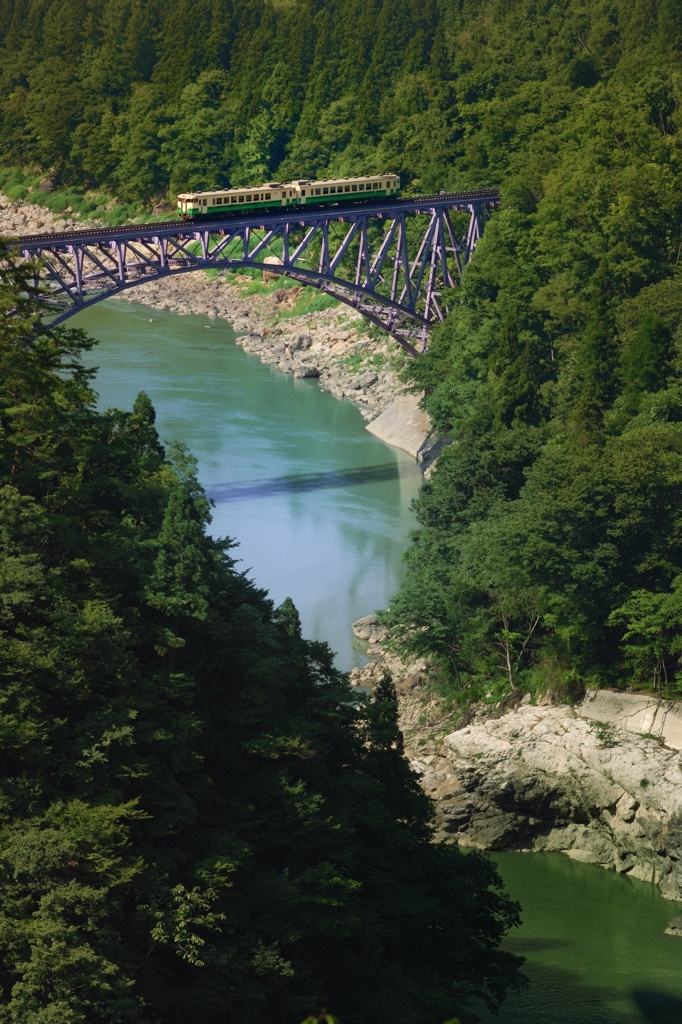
[8, 190, 499, 355]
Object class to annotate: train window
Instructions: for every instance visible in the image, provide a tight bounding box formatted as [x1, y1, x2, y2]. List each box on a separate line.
[344, 185, 350, 192]
[265, 192, 271, 199]
[238, 196, 244, 203]
[351, 185, 357, 191]
[302, 190, 306, 196]
[330, 186, 336, 193]
[246, 195, 251, 201]
[231, 197, 237, 203]
[315, 187, 321, 194]
[323, 187, 328, 194]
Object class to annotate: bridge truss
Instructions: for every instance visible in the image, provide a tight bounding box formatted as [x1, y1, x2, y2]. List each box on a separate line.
[7, 190, 499, 354]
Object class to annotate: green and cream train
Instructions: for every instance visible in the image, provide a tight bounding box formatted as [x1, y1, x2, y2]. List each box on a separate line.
[177, 174, 400, 217]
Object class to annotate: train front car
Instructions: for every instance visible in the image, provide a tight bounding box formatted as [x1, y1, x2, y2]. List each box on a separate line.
[177, 192, 202, 217]
[177, 183, 299, 217]
[294, 174, 400, 205]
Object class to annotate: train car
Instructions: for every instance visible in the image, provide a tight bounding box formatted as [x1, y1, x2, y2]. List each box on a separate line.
[290, 174, 400, 205]
[177, 174, 400, 217]
[177, 183, 295, 216]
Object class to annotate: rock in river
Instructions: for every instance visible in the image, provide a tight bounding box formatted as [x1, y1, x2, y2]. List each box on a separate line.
[351, 613, 389, 643]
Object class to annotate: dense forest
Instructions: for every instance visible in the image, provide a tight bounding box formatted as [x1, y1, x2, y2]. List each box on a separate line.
[1, 0, 681, 700]
[385, 0, 682, 699]
[1, 0, 682, 1014]
[0, 0, 674, 203]
[0, 252, 523, 1022]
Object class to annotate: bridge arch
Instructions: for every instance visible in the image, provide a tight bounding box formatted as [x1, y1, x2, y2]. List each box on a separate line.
[8, 191, 499, 354]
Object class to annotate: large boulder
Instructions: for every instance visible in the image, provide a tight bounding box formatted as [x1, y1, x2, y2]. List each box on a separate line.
[353, 371, 379, 390]
[409, 701, 682, 901]
[288, 332, 313, 351]
[351, 613, 388, 643]
[293, 363, 320, 378]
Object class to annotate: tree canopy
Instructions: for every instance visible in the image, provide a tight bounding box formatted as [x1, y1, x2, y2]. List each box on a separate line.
[0, 251, 523, 1022]
[0, 0, 676, 204]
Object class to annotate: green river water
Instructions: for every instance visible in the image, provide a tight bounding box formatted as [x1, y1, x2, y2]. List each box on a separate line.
[75, 300, 682, 1023]
[76, 299, 422, 670]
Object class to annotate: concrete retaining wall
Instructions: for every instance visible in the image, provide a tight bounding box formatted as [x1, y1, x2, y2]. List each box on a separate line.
[365, 392, 431, 458]
[579, 688, 682, 750]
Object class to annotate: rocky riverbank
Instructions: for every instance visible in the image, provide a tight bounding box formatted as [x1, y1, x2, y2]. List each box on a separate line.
[349, 623, 682, 902]
[0, 193, 81, 234]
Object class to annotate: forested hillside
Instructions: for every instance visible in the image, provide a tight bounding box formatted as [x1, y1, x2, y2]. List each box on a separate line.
[0, 252, 523, 1022]
[384, 3, 682, 698]
[0, 0, 675, 202]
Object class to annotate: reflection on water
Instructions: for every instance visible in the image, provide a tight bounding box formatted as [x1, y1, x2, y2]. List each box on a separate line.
[484, 853, 682, 1024]
[75, 299, 421, 669]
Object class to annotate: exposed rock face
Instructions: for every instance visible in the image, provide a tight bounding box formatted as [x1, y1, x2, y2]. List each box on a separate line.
[351, 613, 388, 643]
[581, 688, 682, 749]
[665, 916, 682, 936]
[366, 393, 433, 459]
[409, 702, 682, 900]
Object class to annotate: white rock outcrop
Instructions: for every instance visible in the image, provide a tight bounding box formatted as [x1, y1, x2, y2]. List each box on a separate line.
[410, 702, 682, 900]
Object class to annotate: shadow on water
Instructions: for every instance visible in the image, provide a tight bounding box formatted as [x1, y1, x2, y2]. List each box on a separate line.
[485, 853, 682, 1024]
[207, 462, 401, 502]
[505, 937, 572, 953]
[480, 960, 661, 1024]
[634, 991, 682, 1024]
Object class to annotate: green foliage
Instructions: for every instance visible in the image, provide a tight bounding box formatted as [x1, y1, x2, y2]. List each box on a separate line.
[275, 286, 339, 320]
[377, 1, 682, 700]
[0, 0, 667, 208]
[0, 252, 523, 1022]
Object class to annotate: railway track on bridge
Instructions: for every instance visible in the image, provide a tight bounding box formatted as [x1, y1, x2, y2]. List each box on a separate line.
[13, 190, 500, 245]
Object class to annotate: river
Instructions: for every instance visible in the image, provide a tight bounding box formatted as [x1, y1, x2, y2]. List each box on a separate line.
[488, 852, 682, 1024]
[76, 299, 421, 670]
[75, 299, 682, 1023]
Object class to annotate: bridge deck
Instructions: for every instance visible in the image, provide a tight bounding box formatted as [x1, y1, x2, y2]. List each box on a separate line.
[13, 190, 500, 247]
